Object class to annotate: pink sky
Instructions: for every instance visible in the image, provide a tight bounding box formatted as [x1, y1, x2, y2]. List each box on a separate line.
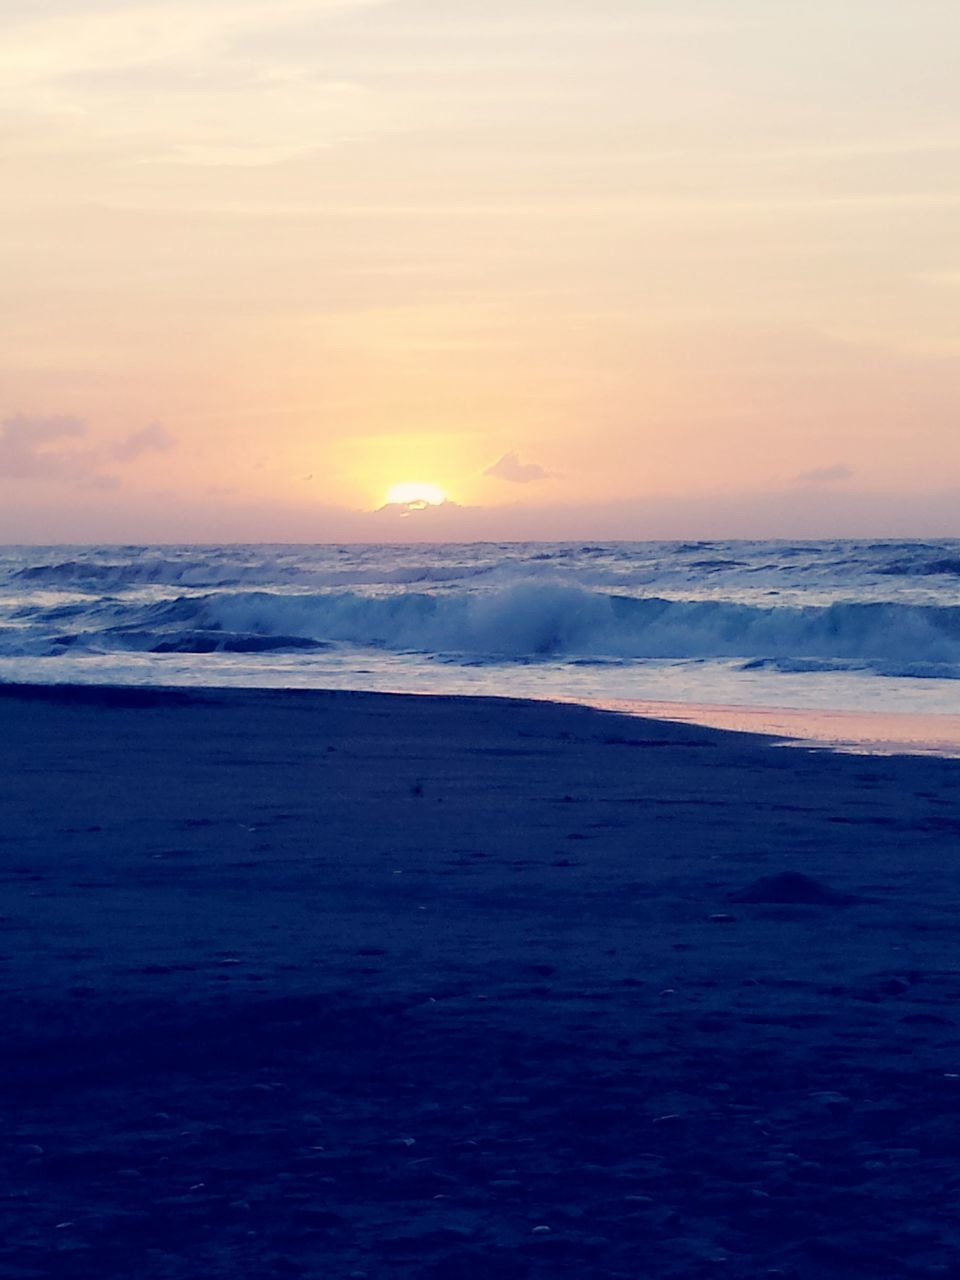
[2, 0, 959, 541]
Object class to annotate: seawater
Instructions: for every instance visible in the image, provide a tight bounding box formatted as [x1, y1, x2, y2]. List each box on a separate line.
[2, 541, 960, 751]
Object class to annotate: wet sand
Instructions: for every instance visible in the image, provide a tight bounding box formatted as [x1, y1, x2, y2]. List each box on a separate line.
[2, 683, 960, 1278]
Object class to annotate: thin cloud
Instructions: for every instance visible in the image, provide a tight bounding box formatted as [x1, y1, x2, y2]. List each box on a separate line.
[795, 463, 854, 485]
[0, 414, 176, 486]
[82, 473, 123, 491]
[111, 423, 176, 462]
[0, 415, 89, 479]
[484, 451, 550, 484]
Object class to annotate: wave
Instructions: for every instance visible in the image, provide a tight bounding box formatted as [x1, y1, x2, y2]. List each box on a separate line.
[44, 585, 960, 677]
[7, 542, 960, 686]
[7, 555, 506, 593]
[11, 540, 960, 600]
[10, 558, 312, 591]
[136, 630, 327, 655]
[879, 557, 960, 578]
[743, 657, 960, 680]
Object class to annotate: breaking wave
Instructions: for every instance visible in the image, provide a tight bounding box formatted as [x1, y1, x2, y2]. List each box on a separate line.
[42, 585, 960, 677]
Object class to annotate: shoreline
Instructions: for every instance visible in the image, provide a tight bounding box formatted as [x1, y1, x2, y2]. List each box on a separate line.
[3, 682, 960, 1277]
[5, 674, 960, 759]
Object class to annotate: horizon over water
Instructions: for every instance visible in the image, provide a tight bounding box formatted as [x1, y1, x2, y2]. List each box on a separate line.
[3, 538, 960, 756]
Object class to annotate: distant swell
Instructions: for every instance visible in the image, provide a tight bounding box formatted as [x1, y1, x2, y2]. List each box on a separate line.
[880, 557, 960, 578]
[10, 557, 497, 592]
[12, 558, 311, 590]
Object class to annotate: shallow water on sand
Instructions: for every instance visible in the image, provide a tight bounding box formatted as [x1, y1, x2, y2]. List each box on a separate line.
[596, 699, 960, 758]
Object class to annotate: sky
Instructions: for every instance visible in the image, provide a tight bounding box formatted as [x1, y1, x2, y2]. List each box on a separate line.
[2, 0, 959, 541]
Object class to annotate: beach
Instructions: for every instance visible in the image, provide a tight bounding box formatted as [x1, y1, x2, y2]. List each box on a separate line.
[2, 683, 960, 1278]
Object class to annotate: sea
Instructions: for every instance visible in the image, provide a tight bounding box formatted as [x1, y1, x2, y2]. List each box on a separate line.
[3, 540, 960, 755]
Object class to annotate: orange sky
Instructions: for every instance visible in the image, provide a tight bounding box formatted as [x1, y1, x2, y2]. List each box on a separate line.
[2, 0, 959, 540]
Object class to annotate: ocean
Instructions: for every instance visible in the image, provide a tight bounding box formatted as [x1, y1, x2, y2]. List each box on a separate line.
[3, 540, 960, 752]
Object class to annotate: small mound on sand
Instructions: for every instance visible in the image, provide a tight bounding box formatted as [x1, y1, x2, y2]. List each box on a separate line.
[729, 871, 852, 905]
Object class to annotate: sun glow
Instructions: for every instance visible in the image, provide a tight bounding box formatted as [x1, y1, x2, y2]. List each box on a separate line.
[385, 482, 447, 508]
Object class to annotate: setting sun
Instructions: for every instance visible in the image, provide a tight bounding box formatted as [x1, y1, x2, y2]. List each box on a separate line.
[385, 482, 448, 508]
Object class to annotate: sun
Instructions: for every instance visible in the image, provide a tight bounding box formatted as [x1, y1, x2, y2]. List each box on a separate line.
[385, 481, 447, 508]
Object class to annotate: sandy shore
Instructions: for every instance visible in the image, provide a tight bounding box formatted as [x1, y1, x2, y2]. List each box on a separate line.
[2, 683, 960, 1278]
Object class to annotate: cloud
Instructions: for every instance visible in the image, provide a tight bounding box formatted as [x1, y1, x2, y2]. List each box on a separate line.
[0, 414, 176, 485]
[0, 414, 89, 479]
[483, 451, 550, 484]
[374, 498, 463, 517]
[795, 463, 854, 485]
[111, 422, 176, 462]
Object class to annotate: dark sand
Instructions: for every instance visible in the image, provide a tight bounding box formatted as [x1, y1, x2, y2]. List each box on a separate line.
[2, 684, 960, 1278]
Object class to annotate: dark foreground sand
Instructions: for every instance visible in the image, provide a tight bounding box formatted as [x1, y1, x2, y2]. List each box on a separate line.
[2, 684, 960, 1279]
